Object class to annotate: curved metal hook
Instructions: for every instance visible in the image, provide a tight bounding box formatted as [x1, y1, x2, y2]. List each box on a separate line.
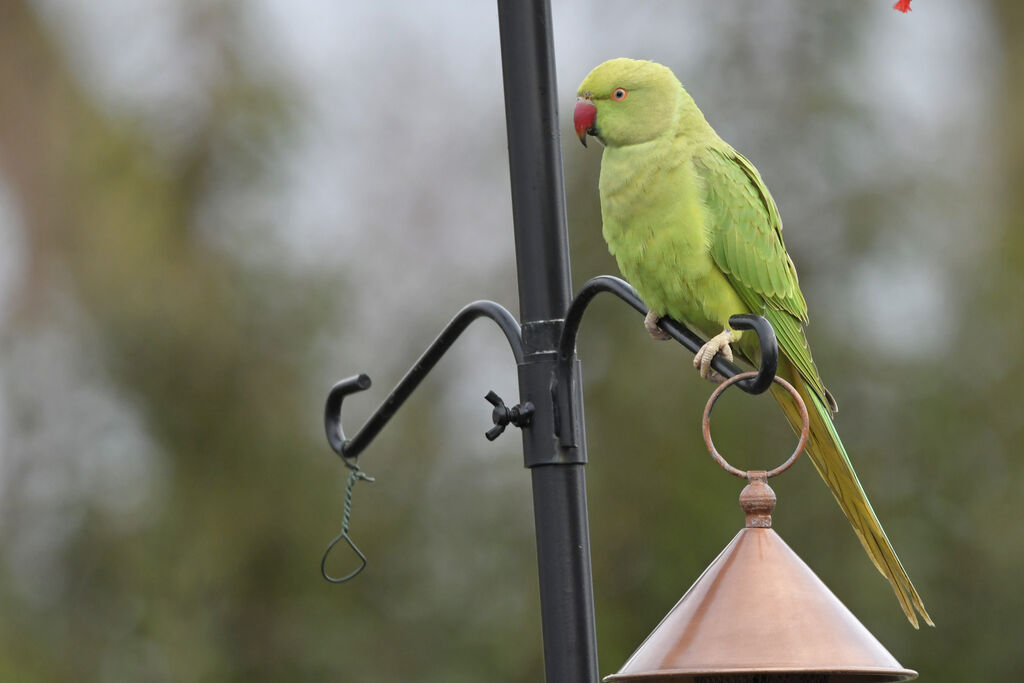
[559, 275, 777, 392]
[320, 301, 523, 584]
[323, 300, 523, 462]
[555, 276, 779, 447]
[325, 373, 373, 459]
[724, 314, 778, 395]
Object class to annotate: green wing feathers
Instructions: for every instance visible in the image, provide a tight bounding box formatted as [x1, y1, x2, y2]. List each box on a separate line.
[773, 362, 934, 628]
[698, 146, 807, 320]
[695, 145, 832, 410]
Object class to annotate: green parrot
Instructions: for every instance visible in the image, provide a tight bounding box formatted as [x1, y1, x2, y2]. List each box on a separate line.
[574, 58, 932, 628]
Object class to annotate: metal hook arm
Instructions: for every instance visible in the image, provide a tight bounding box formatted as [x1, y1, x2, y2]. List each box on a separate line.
[559, 276, 777, 389]
[324, 300, 524, 461]
[554, 275, 779, 446]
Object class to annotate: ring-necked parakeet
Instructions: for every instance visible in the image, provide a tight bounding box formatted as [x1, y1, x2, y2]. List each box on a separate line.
[574, 58, 932, 628]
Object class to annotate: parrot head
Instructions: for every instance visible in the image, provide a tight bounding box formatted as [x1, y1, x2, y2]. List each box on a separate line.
[574, 58, 700, 148]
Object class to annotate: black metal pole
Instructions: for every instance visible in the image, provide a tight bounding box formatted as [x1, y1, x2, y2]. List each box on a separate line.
[496, 1, 599, 682]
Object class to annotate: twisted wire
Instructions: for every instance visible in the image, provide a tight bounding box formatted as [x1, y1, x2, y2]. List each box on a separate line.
[321, 461, 375, 583]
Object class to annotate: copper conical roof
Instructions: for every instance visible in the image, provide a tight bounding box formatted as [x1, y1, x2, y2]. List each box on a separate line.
[605, 480, 917, 682]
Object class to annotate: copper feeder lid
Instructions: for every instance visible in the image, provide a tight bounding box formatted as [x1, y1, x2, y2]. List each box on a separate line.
[605, 373, 917, 682]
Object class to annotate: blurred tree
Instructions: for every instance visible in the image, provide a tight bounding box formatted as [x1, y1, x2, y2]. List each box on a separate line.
[0, 2, 378, 680]
[0, 1, 322, 680]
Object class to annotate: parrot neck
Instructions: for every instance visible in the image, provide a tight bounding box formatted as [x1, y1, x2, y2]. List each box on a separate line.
[676, 91, 715, 139]
[598, 134, 716, 302]
[600, 137, 680, 199]
[598, 128, 701, 203]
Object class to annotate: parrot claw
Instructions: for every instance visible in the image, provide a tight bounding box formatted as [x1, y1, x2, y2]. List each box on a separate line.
[693, 329, 735, 380]
[644, 311, 672, 341]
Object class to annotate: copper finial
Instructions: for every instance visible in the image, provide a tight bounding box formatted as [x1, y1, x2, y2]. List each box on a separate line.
[739, 471, 776, 528]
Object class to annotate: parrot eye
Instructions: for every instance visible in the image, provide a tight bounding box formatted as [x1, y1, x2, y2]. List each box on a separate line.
[612, 88, 628, 101]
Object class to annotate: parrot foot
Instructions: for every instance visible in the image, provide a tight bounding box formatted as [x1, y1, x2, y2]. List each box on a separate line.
[693, 329, 735, 380]
[644, 311, 672, 341]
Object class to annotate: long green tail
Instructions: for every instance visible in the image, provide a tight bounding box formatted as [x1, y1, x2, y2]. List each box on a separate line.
[771, 362, 933, 628]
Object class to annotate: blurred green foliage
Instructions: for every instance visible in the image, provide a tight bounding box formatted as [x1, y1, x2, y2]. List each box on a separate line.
[0, 1, 1022, 681]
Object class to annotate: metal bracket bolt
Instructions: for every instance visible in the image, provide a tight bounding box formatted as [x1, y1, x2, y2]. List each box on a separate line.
[484, 391, 535, 441]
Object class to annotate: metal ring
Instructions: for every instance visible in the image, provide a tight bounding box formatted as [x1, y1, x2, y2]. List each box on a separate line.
[701, 371, 809, 480]
[321, 531, 368, 583]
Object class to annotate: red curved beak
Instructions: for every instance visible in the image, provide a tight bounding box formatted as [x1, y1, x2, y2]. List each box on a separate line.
[574, 98, 597, 147]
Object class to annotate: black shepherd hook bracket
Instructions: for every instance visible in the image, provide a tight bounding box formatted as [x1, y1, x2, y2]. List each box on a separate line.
[321, 277, 777, 581]
[321, 300, 524, 583]
[324, 300, 525, 462]
[325, 278, 777, 460]
[554, 275, 778, 448]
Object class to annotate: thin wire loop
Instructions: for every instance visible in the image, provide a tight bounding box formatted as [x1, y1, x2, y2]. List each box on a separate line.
[321, 463, 375, 583]
[702, 371, 809, 480]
